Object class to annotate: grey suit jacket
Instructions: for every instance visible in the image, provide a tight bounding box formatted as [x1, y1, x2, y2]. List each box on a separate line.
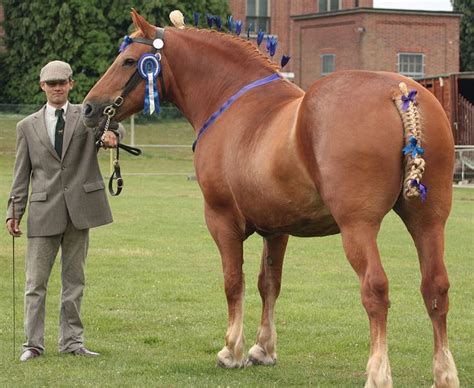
[6, 104, 113, 237]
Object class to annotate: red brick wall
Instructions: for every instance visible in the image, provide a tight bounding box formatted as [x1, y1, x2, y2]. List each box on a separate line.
[362, 13, 459, 75]
[292, 10, 460, 88]
[227, 3, 459, 88]
[228, 0, 293, 70]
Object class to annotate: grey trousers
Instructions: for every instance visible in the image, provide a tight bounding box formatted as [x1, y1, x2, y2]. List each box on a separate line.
[23, 219, 89, 354]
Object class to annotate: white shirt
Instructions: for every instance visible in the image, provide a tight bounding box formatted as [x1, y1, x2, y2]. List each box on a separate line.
[45, 102, 69, 146]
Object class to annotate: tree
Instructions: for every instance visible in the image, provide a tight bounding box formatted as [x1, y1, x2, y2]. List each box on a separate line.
[453, 0, 474, 71]
[0, 0, 229, 104]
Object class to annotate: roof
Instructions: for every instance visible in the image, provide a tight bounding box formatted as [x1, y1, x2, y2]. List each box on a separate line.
[416, 72, 474, 81]
[291, 7, 463, 20]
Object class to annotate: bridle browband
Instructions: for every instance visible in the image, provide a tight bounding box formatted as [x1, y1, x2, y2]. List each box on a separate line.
[98, 27, 165, 196]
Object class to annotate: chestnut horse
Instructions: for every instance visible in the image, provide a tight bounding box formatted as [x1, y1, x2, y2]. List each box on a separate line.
[83, 10, 459, 388]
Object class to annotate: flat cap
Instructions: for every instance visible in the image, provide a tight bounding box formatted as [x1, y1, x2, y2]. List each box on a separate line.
[40, 60, 73, 82]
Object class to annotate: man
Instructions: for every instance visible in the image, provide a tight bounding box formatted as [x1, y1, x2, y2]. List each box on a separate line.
[5, 60, 121, 361]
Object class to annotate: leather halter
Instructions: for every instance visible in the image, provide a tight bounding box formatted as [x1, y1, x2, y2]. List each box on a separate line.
[98, 27, 165, 196]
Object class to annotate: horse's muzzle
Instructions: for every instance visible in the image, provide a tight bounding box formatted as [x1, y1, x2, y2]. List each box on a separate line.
[82, 99, 108, 128]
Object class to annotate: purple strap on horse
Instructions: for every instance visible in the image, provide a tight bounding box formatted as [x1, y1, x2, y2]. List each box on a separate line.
[192, 73, 283, 152]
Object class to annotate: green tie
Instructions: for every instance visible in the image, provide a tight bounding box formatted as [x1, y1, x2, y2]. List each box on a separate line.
[54, 108, 65, 158]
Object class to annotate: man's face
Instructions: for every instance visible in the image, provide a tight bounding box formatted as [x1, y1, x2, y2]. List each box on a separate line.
[40, 79, 74, 107]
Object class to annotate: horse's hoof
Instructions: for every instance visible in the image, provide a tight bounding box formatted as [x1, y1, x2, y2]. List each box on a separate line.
[246, 355, 277, 367]
[247, 344, 277, 366]
[365, 353, 392, 388]
[216, 347, 245, 369]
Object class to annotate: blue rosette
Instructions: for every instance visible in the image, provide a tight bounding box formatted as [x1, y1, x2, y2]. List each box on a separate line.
[138, 53, 161, 115]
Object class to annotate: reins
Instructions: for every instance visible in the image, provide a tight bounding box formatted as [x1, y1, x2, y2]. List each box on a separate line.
[97, 28, 166, 196]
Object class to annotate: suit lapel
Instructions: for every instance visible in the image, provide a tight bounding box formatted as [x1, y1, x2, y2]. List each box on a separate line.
[61, 104, 80, 158]
[32, 106, 60, 161]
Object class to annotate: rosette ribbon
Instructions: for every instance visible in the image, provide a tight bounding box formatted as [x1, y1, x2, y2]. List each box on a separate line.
[138, 53, 161, 115]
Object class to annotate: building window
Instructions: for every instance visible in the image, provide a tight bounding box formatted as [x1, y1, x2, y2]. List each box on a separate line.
[321, 54, 335, 76]
[319, 0, 340, 12]
[398, 53, 425, 78]
[246, 0, 270, 33]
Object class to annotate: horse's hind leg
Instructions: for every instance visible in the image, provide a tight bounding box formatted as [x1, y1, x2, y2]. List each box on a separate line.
[395, 203, 459, 388]
[340, 223, 392, 388]
[248, 234, 289, 366]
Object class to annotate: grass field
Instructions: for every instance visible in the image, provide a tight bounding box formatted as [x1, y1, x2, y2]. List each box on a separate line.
[0, 114, 472, 386]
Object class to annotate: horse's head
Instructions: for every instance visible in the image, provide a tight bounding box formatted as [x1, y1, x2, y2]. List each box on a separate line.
[83, 9, 167, 127]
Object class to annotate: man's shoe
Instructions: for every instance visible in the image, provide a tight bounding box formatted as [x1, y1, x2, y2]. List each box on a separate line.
[19, 349, 41, 362]
[71, 347, 100, 357]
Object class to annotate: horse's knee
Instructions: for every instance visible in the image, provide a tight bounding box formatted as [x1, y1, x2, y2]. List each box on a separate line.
[257, 270, 281, 299]
[224, 272, 244, 294]
[421, 274, 450, 316]
[362, 271, 390, 316]
[424, 274, 450, 296]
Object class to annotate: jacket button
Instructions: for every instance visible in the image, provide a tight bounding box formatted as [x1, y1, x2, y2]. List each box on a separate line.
[61, 166, 65, 170]
[64, 186, 69, 191]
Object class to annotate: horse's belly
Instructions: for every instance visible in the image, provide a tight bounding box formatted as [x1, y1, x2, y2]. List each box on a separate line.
[257, 214, 340, 237]
[244, 191, 340, 237]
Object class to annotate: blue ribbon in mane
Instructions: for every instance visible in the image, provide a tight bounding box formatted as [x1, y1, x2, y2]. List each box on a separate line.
[192, 73, 283, 152]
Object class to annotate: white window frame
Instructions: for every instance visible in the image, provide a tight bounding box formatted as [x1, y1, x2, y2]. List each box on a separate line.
[247, 0, 271, 33]
[319, 0, 341, 12]
[397, 53, 425, 78]
[321, 54, 336, 76]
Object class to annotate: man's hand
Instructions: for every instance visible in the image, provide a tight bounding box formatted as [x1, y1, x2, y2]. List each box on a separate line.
[100, 130, 118, 149]
[6, 218, 22, 237]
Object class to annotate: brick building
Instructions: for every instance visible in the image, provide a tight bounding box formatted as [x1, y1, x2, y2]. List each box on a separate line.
[229, 0, 461, 89]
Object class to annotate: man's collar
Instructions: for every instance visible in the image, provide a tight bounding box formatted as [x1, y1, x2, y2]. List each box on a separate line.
[46, 101, 69, 115]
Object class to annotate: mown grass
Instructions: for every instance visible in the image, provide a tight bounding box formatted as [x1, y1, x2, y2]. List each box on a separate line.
[0, 114, 472, 387]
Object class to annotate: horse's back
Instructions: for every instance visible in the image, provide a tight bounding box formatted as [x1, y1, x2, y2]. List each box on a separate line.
[297, 70, 454, 226]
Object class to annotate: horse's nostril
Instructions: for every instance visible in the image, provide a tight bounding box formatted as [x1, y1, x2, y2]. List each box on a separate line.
[83, 103, 93, 117]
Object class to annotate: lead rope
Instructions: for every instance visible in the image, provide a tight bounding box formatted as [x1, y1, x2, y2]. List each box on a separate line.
[97, 96, 142, 196]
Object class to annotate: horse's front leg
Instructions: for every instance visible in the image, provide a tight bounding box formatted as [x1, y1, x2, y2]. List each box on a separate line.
[248, 234, 289, 366]
[205, 204, 247, 368]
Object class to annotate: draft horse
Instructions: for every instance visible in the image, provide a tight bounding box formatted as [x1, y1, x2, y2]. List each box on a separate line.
[83, 10, 459, 387]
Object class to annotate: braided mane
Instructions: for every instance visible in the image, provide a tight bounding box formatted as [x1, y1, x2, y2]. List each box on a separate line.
[187, 27, 280, 72]
[131, 26, 280, 72]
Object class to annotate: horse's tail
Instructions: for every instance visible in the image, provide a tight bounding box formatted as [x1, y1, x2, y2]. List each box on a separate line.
[392, 82, 427, 201]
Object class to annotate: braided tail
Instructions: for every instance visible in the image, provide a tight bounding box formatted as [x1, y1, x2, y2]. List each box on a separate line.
[393, 82, 427, 202]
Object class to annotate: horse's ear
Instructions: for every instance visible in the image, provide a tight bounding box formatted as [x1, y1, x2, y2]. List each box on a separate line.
[130, 8, 157, 38]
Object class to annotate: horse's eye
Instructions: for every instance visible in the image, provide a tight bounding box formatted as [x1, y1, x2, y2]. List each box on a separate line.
[122, 58, 136, 67]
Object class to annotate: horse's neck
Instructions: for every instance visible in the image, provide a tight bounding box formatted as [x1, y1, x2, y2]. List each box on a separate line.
[164, 29, 278, 132]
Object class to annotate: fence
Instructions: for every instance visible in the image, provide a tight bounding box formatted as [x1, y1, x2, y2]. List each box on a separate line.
[455, 95, 473, 145]
[1, 105, 473, 185]
[454, 145, 474, 185]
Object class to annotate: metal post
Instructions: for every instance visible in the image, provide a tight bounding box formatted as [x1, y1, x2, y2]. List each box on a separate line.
[11, 196, 16, 358]
[131, 114, 135, 147]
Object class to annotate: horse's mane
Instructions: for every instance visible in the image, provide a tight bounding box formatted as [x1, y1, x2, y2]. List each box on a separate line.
[131, 26, 280, 72]
[189, 28, 280, 72]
